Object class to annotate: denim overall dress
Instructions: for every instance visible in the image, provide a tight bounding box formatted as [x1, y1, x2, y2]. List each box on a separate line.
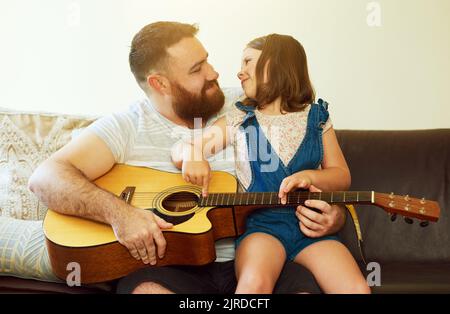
[234, 99, 339, 261]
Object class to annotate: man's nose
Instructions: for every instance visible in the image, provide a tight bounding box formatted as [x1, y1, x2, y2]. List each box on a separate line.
[206, 63, 219, 81]
[237, 71, 245, 81]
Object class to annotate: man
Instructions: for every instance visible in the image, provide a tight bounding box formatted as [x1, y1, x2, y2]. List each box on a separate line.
[28, 21, 346, 294]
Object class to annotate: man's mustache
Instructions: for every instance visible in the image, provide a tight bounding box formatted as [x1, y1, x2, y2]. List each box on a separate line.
[203, 80, 219, 91]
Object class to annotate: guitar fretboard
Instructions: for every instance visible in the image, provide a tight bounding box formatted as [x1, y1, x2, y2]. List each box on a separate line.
[198, 191, 373, 207]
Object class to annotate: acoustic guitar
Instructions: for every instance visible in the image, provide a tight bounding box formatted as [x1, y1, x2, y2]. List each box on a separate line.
[43, 164, 440, 284]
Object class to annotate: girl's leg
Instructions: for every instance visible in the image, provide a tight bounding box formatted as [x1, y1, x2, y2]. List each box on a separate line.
[235, 232, 287, 294]
[294, 240, 370, 294]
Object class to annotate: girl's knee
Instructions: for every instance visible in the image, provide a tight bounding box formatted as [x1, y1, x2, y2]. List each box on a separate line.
[354, 281, 371, 294]
[132, 281, 172, 294]
[346, 279, 371, 294]
[236, 272, 275, 294]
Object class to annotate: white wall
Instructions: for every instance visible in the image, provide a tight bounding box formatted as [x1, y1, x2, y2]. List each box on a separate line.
[1, 0, 449, 130]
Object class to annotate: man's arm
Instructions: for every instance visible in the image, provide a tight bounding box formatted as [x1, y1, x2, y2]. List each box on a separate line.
[28, 130, 172, 265]
[29, 130, 117, 222]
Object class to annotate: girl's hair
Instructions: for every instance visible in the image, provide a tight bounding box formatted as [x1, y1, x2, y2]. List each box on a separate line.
[243, 34, 315, 112]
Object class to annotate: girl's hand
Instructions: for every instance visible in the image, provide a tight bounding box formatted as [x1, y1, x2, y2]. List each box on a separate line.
[182, 159, 212, 197]
[172, 140, 212, 196]
[278, 172, 313, 205]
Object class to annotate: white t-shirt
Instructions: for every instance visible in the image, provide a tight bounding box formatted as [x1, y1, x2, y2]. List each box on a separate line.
[86, 88, 243, 262]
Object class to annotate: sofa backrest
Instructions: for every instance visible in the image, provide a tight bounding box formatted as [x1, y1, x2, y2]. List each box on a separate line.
[0, 109, 97, 220]
[336, 129, 450, 263]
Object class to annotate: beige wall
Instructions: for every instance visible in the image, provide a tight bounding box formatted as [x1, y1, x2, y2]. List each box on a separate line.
[1, 0, 449, 129]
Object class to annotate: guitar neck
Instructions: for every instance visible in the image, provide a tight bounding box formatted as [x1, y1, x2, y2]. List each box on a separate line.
[199, 191, 374, 207]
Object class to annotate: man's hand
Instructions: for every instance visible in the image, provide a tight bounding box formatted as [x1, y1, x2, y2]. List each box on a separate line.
[295, 185, 346, 238]
[111, 208, 173, 265]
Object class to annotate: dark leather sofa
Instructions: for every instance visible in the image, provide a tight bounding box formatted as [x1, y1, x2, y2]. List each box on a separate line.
[337, 129, 450, 293]
[1, 129, 449, 293]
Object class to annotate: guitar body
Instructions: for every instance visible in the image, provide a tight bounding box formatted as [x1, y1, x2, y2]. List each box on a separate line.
[44, 164, 243, 284]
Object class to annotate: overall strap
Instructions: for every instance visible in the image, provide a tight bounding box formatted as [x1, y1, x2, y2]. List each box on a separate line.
[235, 101, 257, 127]
[316, 98, 330, 129]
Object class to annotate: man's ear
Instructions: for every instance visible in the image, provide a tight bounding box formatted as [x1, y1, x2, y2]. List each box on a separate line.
[147, 74, 171, 94]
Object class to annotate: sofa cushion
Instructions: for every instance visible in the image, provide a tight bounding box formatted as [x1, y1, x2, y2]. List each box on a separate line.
[361, 262, 450, 293]
[0, 109, 97, 281]
[0, 276, 115, 294]
[0, 109, 96, 220]
[0, 217, 60, 282]
[0, 218, 117, 292]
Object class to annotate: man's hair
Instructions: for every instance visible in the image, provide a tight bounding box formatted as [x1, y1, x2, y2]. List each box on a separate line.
[244, 34, 316, 112]
[129, 21, 198, 88]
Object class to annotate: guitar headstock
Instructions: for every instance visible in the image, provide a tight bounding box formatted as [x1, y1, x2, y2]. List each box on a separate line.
[374, 192, 440, 223]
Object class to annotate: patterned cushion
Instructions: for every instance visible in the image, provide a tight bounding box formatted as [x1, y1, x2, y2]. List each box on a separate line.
[0, 109, 97, 220]
[0, 108, 96, 281]
[0, 217, 60, 282]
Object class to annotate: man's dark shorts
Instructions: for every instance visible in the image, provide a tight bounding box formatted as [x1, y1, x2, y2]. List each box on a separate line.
[116, 260, 321, 294]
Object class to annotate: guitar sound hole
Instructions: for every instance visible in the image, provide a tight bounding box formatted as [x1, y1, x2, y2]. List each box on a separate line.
[162, 192, 199, 213]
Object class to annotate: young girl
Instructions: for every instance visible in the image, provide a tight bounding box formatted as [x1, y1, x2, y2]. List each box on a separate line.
[172, 34, 370, 294]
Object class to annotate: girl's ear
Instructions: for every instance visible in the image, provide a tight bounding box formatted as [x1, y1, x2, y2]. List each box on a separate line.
[147, 74, 171, 95]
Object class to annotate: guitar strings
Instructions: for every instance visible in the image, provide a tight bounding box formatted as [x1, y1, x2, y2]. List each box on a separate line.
[134, 192, 429, 206]
[130, 194, 432, 215]
[131, 194, 325, 204]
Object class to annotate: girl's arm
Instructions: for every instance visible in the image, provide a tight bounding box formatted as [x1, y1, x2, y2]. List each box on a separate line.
[171, 116, 230, 196]
[303, 127, 351, 191]
[199, 116, 230, 158]
[171, 116, 229, 167]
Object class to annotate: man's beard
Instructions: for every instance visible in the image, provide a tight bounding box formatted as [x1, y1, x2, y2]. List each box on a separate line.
[171, 79, 225, 126]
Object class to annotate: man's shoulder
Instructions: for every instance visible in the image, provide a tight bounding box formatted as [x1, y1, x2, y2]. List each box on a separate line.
[217, 87, 244, 117]
[223, 87, 244, 107]
[88, 98, 153, 134]
[125, 98, 151, 117]
[112, 97, 158, 126]
[223, 87, 244, 100]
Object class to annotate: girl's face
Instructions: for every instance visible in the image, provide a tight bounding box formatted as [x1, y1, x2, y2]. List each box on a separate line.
[237, 47, 262, 99]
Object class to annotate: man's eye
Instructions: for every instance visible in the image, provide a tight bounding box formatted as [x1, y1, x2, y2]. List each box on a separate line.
[191, 68, 201, 73]
[244, 59, 251, 65]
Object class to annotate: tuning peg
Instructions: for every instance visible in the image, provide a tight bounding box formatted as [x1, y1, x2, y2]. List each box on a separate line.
[404, 195, 410, 201]
[420, 197, 426, 204]
[390, 213, 397, 222]
[404, 217, 414, 224]
[389, 192, 395, 199]
[420, 221, 429, 228]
